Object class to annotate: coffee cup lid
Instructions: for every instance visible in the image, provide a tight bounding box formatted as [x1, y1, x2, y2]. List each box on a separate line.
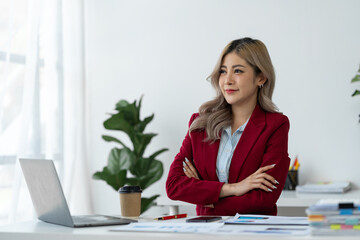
[118, 185, 142, 193]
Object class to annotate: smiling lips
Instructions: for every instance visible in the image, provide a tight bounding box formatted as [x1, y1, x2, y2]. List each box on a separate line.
[225, 89, 238, 94]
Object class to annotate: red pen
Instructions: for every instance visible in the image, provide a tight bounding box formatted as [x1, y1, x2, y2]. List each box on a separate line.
[154, 213, 187, 220]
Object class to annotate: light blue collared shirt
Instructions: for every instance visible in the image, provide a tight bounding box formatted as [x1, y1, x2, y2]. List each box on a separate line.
[216, 120, 249, 183]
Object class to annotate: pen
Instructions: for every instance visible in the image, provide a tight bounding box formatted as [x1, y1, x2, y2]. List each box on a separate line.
[291, 156, 299, 170]
[154, 213, 187, 220]
[294, 161, 300, 170]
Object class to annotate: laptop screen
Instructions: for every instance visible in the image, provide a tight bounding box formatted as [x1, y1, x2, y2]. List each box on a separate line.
[19, 159, 74, 227]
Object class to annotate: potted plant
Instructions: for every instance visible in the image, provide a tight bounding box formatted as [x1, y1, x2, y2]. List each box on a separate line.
[351, 65, 360, 122]
[93, 96, 168, 214]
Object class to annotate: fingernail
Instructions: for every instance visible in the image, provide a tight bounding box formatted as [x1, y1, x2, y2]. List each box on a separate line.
[183, 167, 186, 172]
[183, 161, 186, 166]
[271, 164, 276, 167]
[275, 180, 280, 184]
[185, 158, 190, 162]
[272, 185, 277, 189]
[267, 188, 273, 192]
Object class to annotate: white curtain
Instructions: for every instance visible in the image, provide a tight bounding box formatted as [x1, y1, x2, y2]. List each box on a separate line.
[62, 0, 92, 215]
[3, 0, 92, 223]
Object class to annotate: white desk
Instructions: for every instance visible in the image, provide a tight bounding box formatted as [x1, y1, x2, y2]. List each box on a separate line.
[157, 190, 360, 215]
[0, 219, 359, 240]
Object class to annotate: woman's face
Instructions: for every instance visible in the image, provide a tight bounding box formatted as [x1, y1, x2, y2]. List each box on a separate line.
[219, 52, 264, 108]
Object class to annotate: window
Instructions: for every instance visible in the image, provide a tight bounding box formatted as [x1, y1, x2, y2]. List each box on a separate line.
[0, 0, 28, 224]
[0, 0, 64, 224]
[0, 0, 27, 158]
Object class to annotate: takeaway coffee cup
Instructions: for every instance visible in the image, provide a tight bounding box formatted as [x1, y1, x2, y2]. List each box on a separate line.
[118, 185, 142, 217]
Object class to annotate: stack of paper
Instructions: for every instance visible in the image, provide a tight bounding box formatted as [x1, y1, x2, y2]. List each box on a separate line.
[306, 200, 360, 235]
[296, 181, 351, 193]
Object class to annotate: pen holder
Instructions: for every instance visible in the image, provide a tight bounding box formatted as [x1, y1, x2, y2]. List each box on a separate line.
[284, 170, 298, 191]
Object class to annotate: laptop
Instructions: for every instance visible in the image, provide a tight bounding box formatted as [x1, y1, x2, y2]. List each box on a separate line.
[19, 158, 137, 227]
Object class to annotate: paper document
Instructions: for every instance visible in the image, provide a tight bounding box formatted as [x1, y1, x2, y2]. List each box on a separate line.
[225, 214, 309, 226]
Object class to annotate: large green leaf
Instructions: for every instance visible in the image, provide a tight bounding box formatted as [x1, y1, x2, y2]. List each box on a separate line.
[115, 100, 130, 110]
[134, 114, 154, 133]
[103, 112, 134, 136]
[132, 157, 149, 176]
[139, 148, 168, 173]
[108, 148, 135, 175]
[149, 148, 169, 160]
[132, 149, 166, 177]
[352, 89, 360, 97]
[93, 167, 127, 191]
[115, 99, 139, 125]
[125, 177, 139, 186]
[141, 195, 160, 214]
[102, 135, 129, 149]
[138, 160, 163, 190]
[132, 133, 157, 157]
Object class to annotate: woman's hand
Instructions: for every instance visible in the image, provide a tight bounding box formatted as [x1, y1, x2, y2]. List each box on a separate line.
[182, 158, 200, 180]
[220, 164, 279, 198]
[183, 158, 214, 208]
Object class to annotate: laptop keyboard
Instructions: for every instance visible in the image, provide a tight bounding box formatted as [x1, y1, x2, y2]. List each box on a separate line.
[71, 215, 136, 227]
[72, 215, 120, 224]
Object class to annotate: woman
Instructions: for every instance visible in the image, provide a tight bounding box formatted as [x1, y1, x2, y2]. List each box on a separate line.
[166, 37, 290, 216]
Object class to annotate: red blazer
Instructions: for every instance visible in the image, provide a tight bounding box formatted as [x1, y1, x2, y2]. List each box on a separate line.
[166, 104, 290, 216]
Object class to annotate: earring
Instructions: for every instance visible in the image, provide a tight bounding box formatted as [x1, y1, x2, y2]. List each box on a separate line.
[259, 84, 264, 89]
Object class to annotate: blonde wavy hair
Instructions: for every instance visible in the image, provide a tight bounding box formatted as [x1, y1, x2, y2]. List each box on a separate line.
[189, 37, 279, 142]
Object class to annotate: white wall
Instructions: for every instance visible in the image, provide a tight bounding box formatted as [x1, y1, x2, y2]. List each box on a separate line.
[84, 0, 360, 215]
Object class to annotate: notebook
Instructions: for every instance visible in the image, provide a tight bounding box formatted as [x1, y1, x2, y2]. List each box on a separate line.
[296, 181, 351, 194]
[19, 158, 136, 228]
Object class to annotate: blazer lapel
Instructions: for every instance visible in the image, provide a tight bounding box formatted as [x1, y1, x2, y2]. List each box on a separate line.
[228, 104, 265, 183]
